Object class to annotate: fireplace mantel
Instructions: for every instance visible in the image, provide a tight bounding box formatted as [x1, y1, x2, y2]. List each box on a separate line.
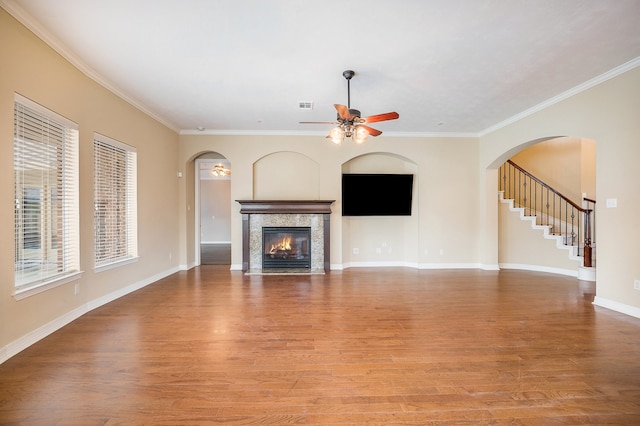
[237, 200, 334, 214]
[237, 200, 335, 273]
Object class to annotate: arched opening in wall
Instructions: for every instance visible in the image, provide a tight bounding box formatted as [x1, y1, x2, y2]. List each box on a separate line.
[195, 153, 232, 266]
[341, 152, 419, 268]
[491, 136, 596, 278]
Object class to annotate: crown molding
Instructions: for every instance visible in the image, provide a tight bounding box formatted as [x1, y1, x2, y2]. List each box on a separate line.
[1, 0, 180, 133]
[478, 56, 640, 137]
[179, 129, 479, 138]
[384, 131, 479, 138]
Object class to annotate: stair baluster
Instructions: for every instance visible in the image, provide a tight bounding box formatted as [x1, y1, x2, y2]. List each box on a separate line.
[499, 160, 595, 268]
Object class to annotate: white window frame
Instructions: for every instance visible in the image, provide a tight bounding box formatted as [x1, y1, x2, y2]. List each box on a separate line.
[93, 133, 138, 271]
[13, 94, 81, 299]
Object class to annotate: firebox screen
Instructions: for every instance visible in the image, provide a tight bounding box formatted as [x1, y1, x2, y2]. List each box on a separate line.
[262, 227, 311, 270]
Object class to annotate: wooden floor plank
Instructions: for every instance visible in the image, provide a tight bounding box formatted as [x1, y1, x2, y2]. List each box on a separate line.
[1, 267, 640, 424]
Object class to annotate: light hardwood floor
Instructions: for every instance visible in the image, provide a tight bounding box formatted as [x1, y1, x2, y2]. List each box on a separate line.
[200, 243, 231, 265]
[1, 267, 639, 424]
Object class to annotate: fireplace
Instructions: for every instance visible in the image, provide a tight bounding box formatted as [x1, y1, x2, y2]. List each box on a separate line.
[262, 227, 311, 270]
[237, 200, 334, 274]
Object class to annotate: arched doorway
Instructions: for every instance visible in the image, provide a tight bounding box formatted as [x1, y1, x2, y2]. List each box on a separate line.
[195, 154, 232, 265]
[490, 136, 596, 278]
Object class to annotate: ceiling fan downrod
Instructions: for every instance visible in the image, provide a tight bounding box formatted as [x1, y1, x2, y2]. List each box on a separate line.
[341, 70, 362, 118]
[343, 70, 354, 109]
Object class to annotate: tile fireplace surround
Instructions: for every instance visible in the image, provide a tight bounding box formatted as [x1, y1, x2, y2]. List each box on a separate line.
[237, 200, 334, 274]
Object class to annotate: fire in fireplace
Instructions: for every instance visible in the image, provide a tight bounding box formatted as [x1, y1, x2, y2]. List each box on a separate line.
[262, 227, 311, 270]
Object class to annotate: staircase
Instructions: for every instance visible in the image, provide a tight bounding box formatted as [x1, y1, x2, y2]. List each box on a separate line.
[498, 160, 596, 281]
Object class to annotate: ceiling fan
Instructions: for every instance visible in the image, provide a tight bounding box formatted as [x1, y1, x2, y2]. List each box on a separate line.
[300, 70, 399, 144]
[210, 163, 231, 176]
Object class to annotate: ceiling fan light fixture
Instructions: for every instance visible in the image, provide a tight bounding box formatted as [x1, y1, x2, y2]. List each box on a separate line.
[211, 164, 231, 176]
[355, 126, 369, 144]
[328, 126, 345, 144]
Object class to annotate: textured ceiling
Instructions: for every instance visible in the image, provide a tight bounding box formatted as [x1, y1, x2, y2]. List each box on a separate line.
[5, 0, 640, 136]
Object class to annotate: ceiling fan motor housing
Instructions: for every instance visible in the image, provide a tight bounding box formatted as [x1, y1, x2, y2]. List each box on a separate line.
[337, 109, 362, 121]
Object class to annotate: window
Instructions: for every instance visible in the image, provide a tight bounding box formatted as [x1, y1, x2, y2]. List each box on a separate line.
[13, 94, 80, 293]
[93, 133, 138, 270]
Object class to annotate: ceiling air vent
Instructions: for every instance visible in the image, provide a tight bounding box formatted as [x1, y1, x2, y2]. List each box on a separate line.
[298, 101, 313, 110]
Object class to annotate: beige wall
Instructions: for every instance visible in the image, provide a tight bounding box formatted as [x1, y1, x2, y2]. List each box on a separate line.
[480, 65, 640, 315]
[253, 152, 321, 200]
[0, 9, 180, 353]
[178, 135, 481, 270]
[581, 139, 596, 200]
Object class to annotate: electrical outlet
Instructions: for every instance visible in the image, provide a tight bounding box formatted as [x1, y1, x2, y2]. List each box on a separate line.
[74, 283, 80, 295]
[439, 249, 444, 255]
[376, 248, 382, 254]
[352, 248, 359, 255]
[634, 280, 640, 291]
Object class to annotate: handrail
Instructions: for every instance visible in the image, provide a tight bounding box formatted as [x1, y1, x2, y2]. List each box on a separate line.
[505, 160, 586, 212]
[499, 160, 595, 268]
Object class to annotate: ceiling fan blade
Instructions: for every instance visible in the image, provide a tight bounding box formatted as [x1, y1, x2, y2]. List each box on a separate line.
[334, 104, 351, 120]
[359, 125, 382, 137]
[362, 111, 399, 124]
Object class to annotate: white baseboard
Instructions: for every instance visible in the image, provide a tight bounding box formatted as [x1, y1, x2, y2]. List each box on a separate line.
[179, 262, 197, 271]
[499, 263, 577, 277]
[480, 263, 500, 271]
[0, 304, 88, 364]
[1, 266, 180, 365]
[335, 262, 483, 270]
[577, 267, 596, 282]
[593, 296, 640, 319]
[87, 267, 179, 311]
[342, 261, 417, 269]
[419, 262, 482, 270]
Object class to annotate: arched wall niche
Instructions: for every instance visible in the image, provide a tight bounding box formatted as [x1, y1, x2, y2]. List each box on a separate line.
[253, 151, 320, 200]
[340, 152, 419, 268]
[342, 151, 418, 172]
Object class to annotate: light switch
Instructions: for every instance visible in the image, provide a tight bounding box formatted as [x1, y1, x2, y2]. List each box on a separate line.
[606, 198, 617, 208]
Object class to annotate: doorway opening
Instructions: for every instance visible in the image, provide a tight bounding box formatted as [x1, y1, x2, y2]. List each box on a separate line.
[196, 156, 231, 265]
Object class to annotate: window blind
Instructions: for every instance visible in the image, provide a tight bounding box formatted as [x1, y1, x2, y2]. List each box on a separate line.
[93, 134, 138, 269]
[13, 94, 79, 290]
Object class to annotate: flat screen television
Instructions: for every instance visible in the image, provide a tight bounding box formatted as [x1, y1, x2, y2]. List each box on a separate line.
[342, 173, 414, 216]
